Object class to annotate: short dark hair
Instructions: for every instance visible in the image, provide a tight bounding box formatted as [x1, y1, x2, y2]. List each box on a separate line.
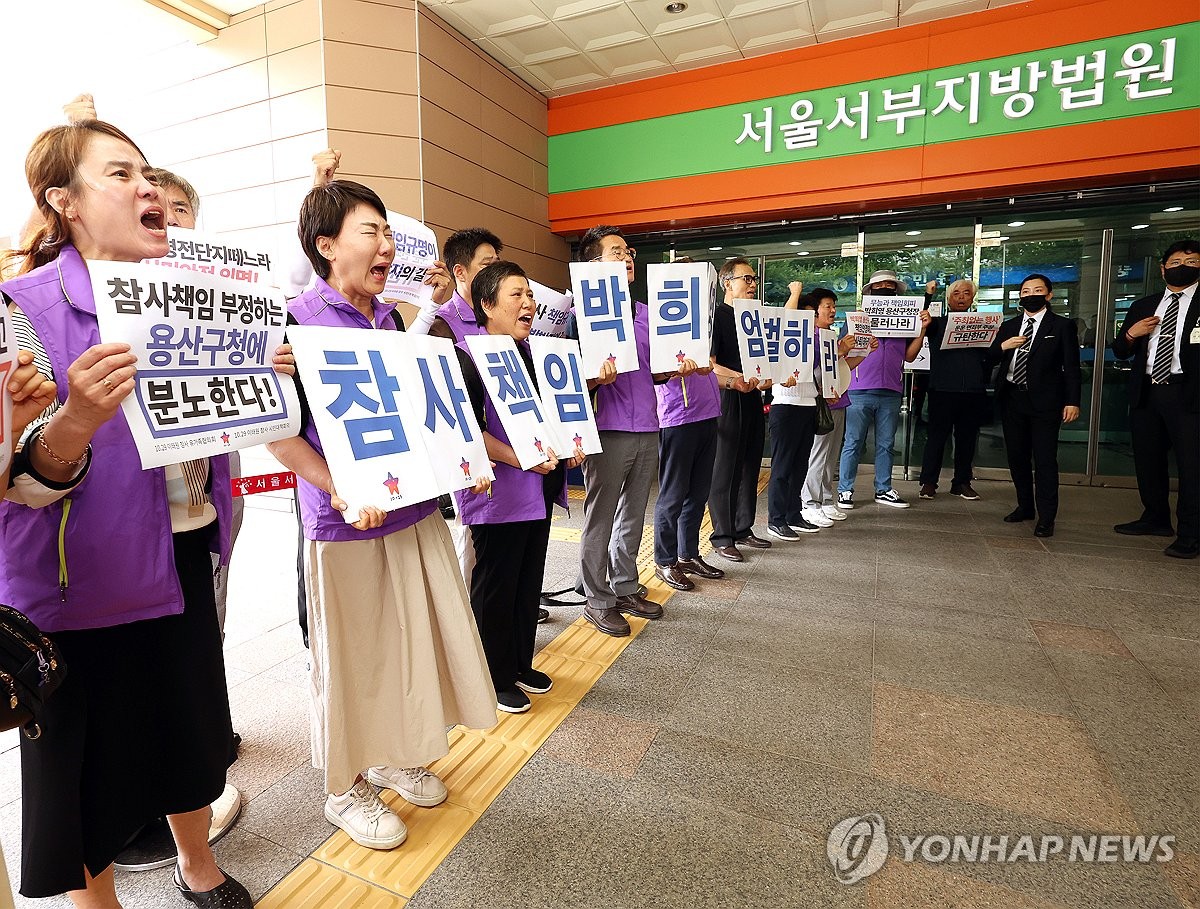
[809, 286, 837, 306]
[718, 257, 752, 283]
[471, 261, 527, 326]
[148, 167, 199, 215]
[298, 180, 388, 280]
[578, 225, 624, 263]
[443, 227, 502, 272]
[1162, 239, 1200, 265]
[1020, 273, 1053, 292]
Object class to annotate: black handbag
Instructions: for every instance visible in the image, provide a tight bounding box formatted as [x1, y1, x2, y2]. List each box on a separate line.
[0, 603, 66, 740]
[814, 395, 836, 435]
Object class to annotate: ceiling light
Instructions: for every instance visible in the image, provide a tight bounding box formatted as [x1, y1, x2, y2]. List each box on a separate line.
[904, 243, 917, 248]
[789, 241, 802, 246]
[1164, 206, 1184, 212]
[905, 230, 921, 236]
[1131, 224, 1150, 230]
[709, 246, 722, 251]
[665, 1, 688, 12]
[1008, 221, 1026, 227]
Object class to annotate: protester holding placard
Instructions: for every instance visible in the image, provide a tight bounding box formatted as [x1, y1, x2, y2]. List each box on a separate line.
[0, 120, 299, 907]
[267, 180, 496, 851]
[908, 279, 990, 502]
[710, 257, 774, 560]
[455, 262, 584, 713]
[838, 270, 912, 510]
[574, 226, 688, 636]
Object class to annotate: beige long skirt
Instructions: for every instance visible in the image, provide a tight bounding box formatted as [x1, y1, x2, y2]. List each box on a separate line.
[306, 511, 498, 795]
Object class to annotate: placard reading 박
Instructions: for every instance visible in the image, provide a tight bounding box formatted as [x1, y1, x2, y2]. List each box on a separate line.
[569, 262, 638, 378]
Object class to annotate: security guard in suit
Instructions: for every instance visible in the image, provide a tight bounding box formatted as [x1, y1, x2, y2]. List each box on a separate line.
[989, 274, 1082, 538]
[1111, 239, 1200, 560]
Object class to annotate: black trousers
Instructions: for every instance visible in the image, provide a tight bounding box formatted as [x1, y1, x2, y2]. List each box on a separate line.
[1001, 385, 1062, 522]
[1131, 378, 1200, 542]
[296, 493, 308, 648]
[920, 390, 988, 488]
[654, 417, 718, 565]
[767, 403, 816, 528]
[709, 388, 765, 547]
[469, 518, 551, 692]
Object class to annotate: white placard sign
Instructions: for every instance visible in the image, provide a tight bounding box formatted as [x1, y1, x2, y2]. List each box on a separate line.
[145, 227, 273, 285]
[466, 334, 562, 470]
[287, 326, 443, 519]
[529, 336, 603, 456]
[734, 301, 772, 383]
[779, 309, 817, 387]
[905, 336, 931, 372]
[528, 280, 574, 339]
[381, 211, 438, 308]
[394, 333, 494, 493]
[89, 260, 300, 469]
[818, 328, 839, 396]
[862, 295, 924, 337]
[646, 262, 714, 373]
[845, 311, 874, 352]
[941, 312, 1003, 349]
[568, 262, 638, 378]
[0, 307, 17, 475]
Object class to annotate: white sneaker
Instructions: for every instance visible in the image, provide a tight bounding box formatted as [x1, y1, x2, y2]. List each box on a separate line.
[822, 505, 847, 522]
[367, 765, 448, 807]
[802, 508, 834, 528]
[325, 779, 407, 849]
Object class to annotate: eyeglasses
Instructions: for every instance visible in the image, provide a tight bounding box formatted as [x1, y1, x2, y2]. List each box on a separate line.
[591, 247, 637, 262]
[728, 274, 758, 284]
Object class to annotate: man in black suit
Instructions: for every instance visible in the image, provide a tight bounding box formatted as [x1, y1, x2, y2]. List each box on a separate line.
[990, 274, 1082, 538]
[1111, 239, 1200, 559]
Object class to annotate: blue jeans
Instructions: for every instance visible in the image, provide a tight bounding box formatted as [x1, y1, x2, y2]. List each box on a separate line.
[838, 389, 902, 495]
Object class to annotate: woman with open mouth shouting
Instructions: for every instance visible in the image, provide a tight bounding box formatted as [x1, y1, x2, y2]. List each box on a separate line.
[267, 180, 498, 852]
[0, 120, 291, 908]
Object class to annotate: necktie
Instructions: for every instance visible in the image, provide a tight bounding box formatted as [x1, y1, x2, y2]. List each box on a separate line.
[1151, 292, 1182, 385]
[1012, 317, 1035, 386]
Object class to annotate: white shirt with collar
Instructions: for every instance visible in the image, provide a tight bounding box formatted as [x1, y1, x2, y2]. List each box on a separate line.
[1005, 305, 1050, 383]
[1145, 283, 1197, 376]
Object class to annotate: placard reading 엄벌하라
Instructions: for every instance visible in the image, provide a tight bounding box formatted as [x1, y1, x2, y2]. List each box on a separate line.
[734, 301, 773, 384]
[90, 260, 300, 470]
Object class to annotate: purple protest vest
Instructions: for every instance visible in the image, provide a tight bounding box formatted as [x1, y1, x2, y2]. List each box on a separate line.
[435, 291, 483, 343]
[847, 336, 907, 394]
[289, 279, 436, 542]
[656, 371, 721, 428]
[594, 300, 658, 433]
[454, 339, 567, 525]
[0, 246, 232, 632]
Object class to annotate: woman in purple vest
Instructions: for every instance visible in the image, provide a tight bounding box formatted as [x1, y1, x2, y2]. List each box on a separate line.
[0, 121, 294, 907]
[454, 262, 584, 714]
[267, 181, 497, 851]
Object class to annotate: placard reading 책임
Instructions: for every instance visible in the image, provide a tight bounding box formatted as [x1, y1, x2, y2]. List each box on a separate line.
[862, 295, 924, 338]
[941, 312, 1003, 349]
[90, 259, 300, 469]
[528, 336, 603, 456]
[569, 262, 638, 378]
[646, 262, 715, 374]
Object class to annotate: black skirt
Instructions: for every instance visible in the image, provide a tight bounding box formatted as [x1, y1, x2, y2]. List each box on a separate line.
[19, 527, 233, 898]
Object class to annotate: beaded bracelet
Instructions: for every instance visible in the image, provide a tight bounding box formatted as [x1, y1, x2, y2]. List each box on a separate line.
[36, 430, 88, 468]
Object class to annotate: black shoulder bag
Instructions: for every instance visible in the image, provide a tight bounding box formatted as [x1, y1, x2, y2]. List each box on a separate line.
[0, 604, 66, 740]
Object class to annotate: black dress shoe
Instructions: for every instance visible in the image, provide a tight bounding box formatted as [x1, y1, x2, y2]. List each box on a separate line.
[1004, 508, 1035, 523]
[583, 605, 631, 637]
[616, 593, 664, 620]
[1164, 538, 1199, 559]
[174, 864, 253, 909]
[1114, 520, 1175, 537]
[1034, 522, 1055, 538]
[736, 533, 772, 549]
[676, 557, 725, 579]
[537, 607, 550, 624]
[714, 545, 744, 562]
[654, 564, 695, 591]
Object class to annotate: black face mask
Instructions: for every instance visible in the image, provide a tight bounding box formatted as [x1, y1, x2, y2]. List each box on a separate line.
[870, 287, 897, 297]
[1020, 294, 1047, 312]
[1164, 264, 1200, 288]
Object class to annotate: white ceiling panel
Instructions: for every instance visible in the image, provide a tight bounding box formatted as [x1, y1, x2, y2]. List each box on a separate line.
[418, 0, 1027, 97]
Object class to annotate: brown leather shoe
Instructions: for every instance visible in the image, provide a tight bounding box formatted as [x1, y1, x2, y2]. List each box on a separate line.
[654, 564, 695, 591]
[736, 533, 772, 549]
[714, 545, 744, 562]
[676, 557, 725, 579]
[616, 593, 664, 620]
[583, 605, 630, 637]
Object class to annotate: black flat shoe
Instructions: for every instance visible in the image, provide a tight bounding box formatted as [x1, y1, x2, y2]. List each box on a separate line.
[1034, 522, 1055, 538]
[1004, 508, 1035, 523]
[173, 864, 253, 909]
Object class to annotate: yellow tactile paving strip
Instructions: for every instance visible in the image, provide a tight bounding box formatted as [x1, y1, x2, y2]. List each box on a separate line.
[258, 470, 769, 906]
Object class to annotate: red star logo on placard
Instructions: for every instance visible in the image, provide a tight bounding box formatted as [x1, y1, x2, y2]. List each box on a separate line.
[221, 432, 230, 445]
[755, 365, 762, 376]
[676, 350, 685, 363]
[534, 437, 545, 455]
[460, 457, 471, 477]
[573, 433, 583, 449]
[607, 354, 617, 365]
[383, 473, 401, 496]
[792, 369, 801, 378]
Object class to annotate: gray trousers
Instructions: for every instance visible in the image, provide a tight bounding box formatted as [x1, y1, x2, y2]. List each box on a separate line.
[802, 408, 846, 509]
[577, 430, 659, 610]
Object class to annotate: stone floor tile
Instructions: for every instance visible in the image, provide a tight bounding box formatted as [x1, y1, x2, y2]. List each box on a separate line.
[708, 599, 874, 677]
[1030, 621, 1135, 658]
[539, 706, 659, 778]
